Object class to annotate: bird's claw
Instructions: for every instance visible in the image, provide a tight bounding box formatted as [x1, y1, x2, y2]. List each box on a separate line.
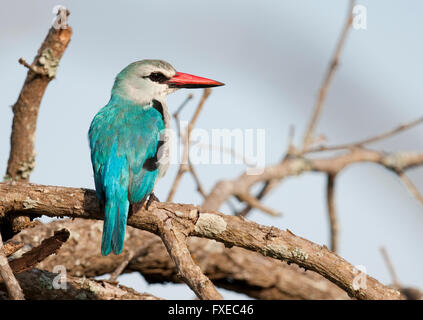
[146, 192, 160, 210]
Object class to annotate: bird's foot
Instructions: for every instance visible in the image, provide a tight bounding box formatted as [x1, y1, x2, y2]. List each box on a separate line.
[146, 192, 160, 210]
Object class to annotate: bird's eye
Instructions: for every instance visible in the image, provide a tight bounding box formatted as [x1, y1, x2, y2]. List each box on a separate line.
[146, 72, 168, 83]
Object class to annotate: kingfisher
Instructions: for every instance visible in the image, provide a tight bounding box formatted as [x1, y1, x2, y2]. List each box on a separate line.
[89, 60, 224, 256]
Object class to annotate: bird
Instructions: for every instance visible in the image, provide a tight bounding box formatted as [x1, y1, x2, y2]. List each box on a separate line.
[88, 60, 224, 256]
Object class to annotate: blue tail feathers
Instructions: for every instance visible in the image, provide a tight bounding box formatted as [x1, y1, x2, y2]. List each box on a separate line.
[101, 197, 130, 256]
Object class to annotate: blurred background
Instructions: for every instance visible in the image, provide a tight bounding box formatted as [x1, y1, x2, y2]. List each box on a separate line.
[1, 0, 422, 299]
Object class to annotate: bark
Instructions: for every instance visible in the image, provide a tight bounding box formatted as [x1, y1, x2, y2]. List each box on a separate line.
[0, 269, 161, 300]
[6, 22, 72, 182]
[9, 229, 69, 274]
[13, 219, 348, 300]
[0, 182, 401, 300]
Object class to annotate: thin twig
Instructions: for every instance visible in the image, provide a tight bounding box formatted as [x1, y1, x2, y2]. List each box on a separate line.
[0, 232, 24, 300]
[174, 94, 194, 118]
[167, 89, 211, 201]
[237, 193, 280, 217]
[306, 116, 423, 153]
[397, 171, 423, 206]
[235, 127, 295, 217]
[203, 148, 423, 211]
[18, 58, 49, 76]
[109, 238, 159, 282]
[380, 247, 400, 289]
[327, 173, 338, 252]
[232, 1, 356, 218]
[173, 94, 194, 135]
[188, 160, 207, 198]
[302, 0, 356, 149]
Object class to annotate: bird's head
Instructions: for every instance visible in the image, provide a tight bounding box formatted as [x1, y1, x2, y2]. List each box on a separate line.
[112, 59, 224, 105]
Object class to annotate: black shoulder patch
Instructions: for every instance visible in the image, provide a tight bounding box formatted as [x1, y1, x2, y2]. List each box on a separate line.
[143, 100, 165, 171]
[152, 99, 164, 121]
[143, 140, 164, 172]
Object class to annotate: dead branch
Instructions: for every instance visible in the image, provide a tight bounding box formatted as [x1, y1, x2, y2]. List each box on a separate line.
[9, 229, 69, 274]
[241, 0, 356, 218]
[0, 182, 401, 300]
[379, 247, 423, 299]
[0, 232, 24, 299]
[188, 161, 207, 198]
[4, 8, 72, 238]
[380, 247, 400, 289]
[159, 218, 223, 299]
[306, 116, 423, 153]
[167, 89, 211, 201]
[202, 148, 423, 211]
[0, 268, 161, 300]
[6, 10, 72, 182]
[302, 0, 356, 149]
[14, 219, 348, 300]
[327, 173, 338, 252]
[397, 172, 423, 206]
[236, 193, 280, 217]
[109, 238, 159, 282]
[3, 241, 24, 257]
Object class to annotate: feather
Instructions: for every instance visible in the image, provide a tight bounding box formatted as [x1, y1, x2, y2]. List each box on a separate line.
[89, 94, 165, 255]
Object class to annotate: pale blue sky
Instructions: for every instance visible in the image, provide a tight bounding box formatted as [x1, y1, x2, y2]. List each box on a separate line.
[1, 1, 423, 299]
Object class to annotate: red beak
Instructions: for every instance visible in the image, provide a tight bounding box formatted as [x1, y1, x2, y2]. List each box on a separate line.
[167, 72, 225, 89]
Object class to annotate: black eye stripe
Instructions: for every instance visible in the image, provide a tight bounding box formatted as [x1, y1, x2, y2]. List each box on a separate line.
[144, 72, 169, 83]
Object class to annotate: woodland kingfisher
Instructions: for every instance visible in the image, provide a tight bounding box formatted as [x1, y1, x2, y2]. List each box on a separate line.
[89, 60, 224, 256]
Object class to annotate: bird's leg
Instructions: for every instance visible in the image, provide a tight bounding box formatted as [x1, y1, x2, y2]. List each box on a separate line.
[146, 192, 160, 210]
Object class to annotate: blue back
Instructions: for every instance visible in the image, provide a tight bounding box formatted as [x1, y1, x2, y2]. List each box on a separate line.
[89, 94, 164, 255]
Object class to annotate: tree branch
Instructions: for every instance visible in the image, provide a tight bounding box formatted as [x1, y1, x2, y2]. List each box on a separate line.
[3, 8, 72, 239]
[159, 219, 223, 299]
[0, 269, 161, 300]
[6, 9, 72, 182]
[327, 173, 338, 252]
[0, 232, 24, 300]
[302, 0, 356, 149]
[202, 148, 423, 212]
[0, 182, 401, 300]
[167, 89, 211, 201]
[14, 219, 349, 300]
[9, 229, 69, 274]
[306, 116, 423, 153]
[241, 1, 356, 218]
[3, 241, 24, 257]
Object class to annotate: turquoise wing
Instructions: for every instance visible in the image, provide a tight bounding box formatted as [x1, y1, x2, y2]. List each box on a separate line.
[89, 96, 164, 255]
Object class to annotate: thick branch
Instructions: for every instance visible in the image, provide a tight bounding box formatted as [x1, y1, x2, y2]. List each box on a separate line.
[14, 219, 348, 300]
[0, 269, 161, 300]
[6, 11, 72, 182]
[0, 182, 401, 300]
[3, 9, 72, 239]
[159, 219, 223, 300]
[9, 229, 69, 274]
